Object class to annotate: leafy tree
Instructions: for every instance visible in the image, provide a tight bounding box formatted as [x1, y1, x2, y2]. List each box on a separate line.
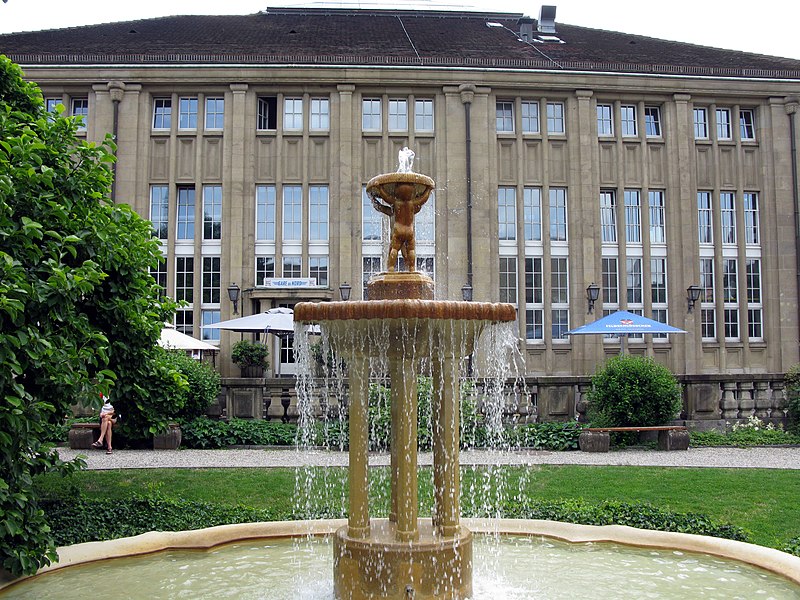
[0, 55, 181, 576]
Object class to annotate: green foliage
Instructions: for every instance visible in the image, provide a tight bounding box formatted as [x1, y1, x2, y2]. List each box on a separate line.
[162, 351, 221, 421]
[507, 422, 586, 450]
[690, 427, 800, 448]
[181, 417, 298, 449]
[586, 355, 682, 435]
[785, 364, 800, 434]
[0, 55, 178, 576]
[38, 489, 749, 548]
[486, 498, 749, 542]
[784, 537, 800, 557]
[231, 340, 269, 369]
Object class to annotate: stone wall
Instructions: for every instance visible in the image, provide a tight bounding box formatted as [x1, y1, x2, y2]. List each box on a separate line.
[220, 373, 789, 431]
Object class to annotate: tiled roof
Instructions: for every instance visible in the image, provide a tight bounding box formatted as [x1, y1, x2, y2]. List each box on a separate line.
[1, 8, 799, 79]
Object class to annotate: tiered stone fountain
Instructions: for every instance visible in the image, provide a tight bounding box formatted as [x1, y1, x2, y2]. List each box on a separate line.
[295, 150, 516, 599]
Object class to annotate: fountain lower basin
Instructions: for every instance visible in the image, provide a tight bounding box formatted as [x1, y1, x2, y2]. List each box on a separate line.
[3, 520, 799, 598]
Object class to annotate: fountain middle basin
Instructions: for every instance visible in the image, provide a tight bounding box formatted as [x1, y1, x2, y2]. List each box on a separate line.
[3, 519, 800, 599]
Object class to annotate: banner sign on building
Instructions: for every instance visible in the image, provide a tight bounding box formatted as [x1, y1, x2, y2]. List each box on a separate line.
[262, 278, 317, 288]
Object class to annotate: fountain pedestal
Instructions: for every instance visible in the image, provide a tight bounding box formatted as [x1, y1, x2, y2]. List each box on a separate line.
[295, 168, 516, 600]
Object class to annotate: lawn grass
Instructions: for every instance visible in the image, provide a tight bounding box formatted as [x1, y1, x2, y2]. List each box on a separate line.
[35, 464, 800, 549]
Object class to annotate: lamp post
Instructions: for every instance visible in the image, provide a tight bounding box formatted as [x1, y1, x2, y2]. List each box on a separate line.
[586, 283, 600, 314]
[339, 282, 352, 301]
[687, 285, 702, 313]
[227, 282, 241, 315]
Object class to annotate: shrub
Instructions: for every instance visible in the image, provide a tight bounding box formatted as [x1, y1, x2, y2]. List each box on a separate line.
[785, 364, 800, 434]
[39, 491, 749, 547]
[586, 355, 682, 431]
[690, 424, 800, 448]
[163, 351, 221, 421]
[231, 340, 269, 370]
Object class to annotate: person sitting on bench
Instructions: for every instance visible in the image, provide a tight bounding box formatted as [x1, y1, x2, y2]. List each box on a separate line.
[92, 394, 116, 454]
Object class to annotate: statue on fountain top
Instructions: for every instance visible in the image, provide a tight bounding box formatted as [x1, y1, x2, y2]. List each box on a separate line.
[369, 148, 432, 273]
[397, 146, 415, 173]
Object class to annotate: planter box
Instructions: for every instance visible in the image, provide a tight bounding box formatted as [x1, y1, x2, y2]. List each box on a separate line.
[153, 424, 182, 450]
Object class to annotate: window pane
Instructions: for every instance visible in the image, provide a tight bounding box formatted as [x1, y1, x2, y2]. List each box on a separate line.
[693, 107, 708, 139]
[550, 257, 568, 304]
[388, 99, 408, 131]
[150, 185, 169, 240]
[649, 190, 665, 244]
[743, 192, 760, 245]
[179, 97, 198, 129]
[720, 192, 736, 244]
[740, 109, 755, 140]
[309, 186, 329, 241]
[414, 99, 434, 132]
[523, 188, 541, 241]
[496, 101, 514, 132]
[202, 310, 221, 342]
[362, 98, 381, 131]
[310, 97, 330, 130]
[153, 98, 172, 129]
[205, 97, 224, 130]
[71, 98, 88, 130]
[176, 187, 195, 240]
[202, 256, 221, 304]
[602, 257, 618, 304]
[597, 104, 613, 136]
[498, 188, 516, 241]
[203, 185, 222, 240]
[644, 106, 661, 137]
[624, 190, 641, 244]
[257, 96, 277, 130]
[499, 257, 517, 303]
[599, 191, 617, 243]
[309, 256, 329, 287]
[256, 256, 275, 285]
[697, 192, 713, 244]
[716, 108, 731, 140]
[283, 97, 303, 130]
[626, 257, 642, 304]
[282, 186, 302, 241]
[521, 100, 539, 133]
[620, 105, 637, 137]
[362, 186, 383, 241]
[256, 185, 276, 241]
[175, 256, 194, 303]
[546, 102, 564, 133]
[549, 188, 567, 241]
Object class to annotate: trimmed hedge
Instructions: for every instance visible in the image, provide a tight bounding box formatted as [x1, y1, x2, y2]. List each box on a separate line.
[41, 492, 749, 547]
[179, 416, 585, 452]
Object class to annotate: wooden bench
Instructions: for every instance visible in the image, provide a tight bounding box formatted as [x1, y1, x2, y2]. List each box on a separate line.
[579, 426, 689, 452]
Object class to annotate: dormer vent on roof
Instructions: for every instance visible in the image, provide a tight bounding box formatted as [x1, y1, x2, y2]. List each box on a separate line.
[517, 16, 535, 42]
[538, 5, 557, 34]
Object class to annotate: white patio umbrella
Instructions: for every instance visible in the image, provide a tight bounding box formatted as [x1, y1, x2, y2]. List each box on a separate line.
[159, 324, 218, 351]
[204, 307, 296, 335]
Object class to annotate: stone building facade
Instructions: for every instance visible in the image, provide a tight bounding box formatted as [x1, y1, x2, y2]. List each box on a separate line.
[2, 7, 800, 421]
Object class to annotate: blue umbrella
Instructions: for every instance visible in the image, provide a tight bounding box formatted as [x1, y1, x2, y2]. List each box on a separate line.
[567, 310, 686, 336]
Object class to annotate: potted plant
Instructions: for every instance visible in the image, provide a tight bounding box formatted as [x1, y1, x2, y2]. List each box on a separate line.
[231, 340, 269, 377]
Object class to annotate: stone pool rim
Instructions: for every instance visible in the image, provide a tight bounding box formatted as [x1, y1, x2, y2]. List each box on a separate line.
[2, 518, 799, 592]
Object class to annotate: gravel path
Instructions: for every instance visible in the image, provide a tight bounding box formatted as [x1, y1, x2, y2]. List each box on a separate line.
[56, 446, 800, 470]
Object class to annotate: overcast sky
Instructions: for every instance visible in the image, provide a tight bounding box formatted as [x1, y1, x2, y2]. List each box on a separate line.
[1, 0, 798, 60]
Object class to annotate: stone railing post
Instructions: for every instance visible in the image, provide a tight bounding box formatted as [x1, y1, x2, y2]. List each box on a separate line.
[738, 382, 755, 420]
[754, 381, 771, 420]
[721, 381, 739, 420]
[771, 381, 787, 418]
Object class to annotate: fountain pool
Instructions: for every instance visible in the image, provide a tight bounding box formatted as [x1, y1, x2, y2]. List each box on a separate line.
[2, 520, 799, 599]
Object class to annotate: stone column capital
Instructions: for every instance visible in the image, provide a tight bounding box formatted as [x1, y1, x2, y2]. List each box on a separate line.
[107, 80, 126, 103]
[458, 84, 476, 105]
[337, 84, 356, 95]
[229, 83, 248, 94]
[673, 93, 691, 103]
[575, 89, 593, 99]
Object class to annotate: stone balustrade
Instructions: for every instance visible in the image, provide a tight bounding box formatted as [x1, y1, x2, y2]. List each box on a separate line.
[218, 373, 790, 430]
